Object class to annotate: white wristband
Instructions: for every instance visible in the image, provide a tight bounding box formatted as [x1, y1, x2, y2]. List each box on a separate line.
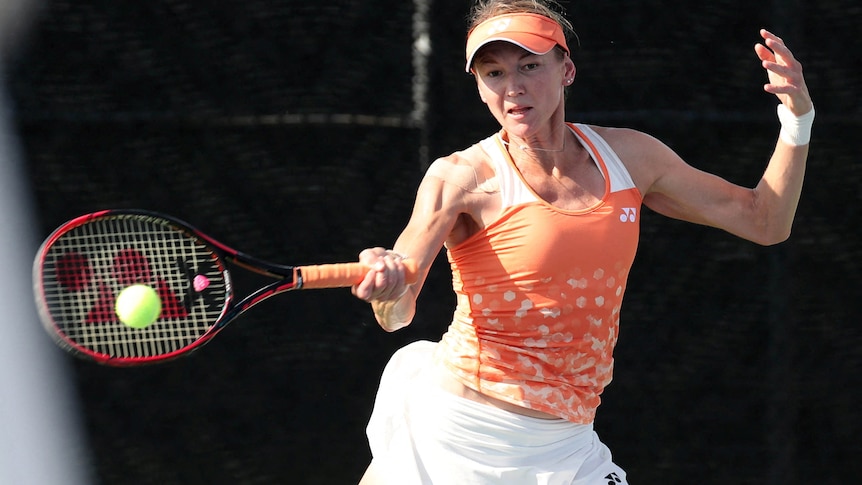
[777, 104, 815, 146]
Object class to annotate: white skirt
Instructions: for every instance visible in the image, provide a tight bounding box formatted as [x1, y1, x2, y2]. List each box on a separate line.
[366, 341, 628, 485]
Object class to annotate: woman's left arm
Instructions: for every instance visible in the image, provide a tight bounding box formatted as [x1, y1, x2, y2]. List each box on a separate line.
[618, 29, 814, 246]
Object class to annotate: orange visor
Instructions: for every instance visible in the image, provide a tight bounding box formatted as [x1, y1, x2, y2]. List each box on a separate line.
[465, 13, 569, 73]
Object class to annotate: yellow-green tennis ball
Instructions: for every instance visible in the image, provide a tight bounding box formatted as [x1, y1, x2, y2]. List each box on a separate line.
[115, 284, 162, 329]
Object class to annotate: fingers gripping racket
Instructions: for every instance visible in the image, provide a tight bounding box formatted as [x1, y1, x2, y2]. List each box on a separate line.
[33, 209, 417, 366]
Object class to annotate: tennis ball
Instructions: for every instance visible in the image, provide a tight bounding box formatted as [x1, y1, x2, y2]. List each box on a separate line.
[115, 284, 162, 328]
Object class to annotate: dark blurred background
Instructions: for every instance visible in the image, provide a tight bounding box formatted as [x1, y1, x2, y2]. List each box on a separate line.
[5, 0, 860, 483]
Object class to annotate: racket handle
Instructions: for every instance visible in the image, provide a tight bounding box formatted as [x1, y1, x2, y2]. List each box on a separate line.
[298, 259, 419, 289]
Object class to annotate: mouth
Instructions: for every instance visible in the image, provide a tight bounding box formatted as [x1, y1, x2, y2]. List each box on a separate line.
[507, 106, 532, 117]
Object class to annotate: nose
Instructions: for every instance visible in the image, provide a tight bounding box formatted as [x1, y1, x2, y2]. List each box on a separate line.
[506, 77, 525, 97]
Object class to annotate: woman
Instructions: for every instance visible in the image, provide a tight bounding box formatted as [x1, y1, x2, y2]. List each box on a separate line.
[353, 0, 813, 483]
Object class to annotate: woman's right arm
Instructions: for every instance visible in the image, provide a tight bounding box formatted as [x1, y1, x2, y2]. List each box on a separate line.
[352, 154, 481, 332]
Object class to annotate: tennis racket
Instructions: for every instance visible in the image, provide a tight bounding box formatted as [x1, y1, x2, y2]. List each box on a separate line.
[33, 209, 417, 366]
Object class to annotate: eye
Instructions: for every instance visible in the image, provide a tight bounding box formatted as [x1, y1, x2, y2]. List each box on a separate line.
[522, 62, 539, 71]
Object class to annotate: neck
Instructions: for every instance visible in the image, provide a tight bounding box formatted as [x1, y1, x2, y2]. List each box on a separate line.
[503, 126, 570, 166]
[504, 121, 569, 150]
[517, 134, 565, 153]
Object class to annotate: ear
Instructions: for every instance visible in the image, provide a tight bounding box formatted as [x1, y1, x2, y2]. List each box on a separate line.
[563, 56, 576, 85]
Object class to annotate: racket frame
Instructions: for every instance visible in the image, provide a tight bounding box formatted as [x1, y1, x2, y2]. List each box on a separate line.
[32, 209, 379, 365]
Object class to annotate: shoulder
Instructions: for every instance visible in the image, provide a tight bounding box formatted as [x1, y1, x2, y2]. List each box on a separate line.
[423, 142, 498, 196]
[584, 124, 684, 193]
[407, 142, 501, 245]
[586, 125, 665, 155]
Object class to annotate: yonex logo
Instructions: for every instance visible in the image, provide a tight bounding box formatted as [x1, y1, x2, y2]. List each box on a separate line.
[619, 208, 637, 223]
[487, 18, 512, 35]
[604, 472, 623, 484]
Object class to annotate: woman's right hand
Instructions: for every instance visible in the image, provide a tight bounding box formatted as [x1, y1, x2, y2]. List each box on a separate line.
[352, 247, 411, 303]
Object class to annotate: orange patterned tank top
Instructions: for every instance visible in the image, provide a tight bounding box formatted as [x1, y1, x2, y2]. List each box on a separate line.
[434, 123, 642, 423]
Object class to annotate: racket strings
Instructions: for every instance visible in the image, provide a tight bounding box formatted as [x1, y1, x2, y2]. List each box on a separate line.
[40, 215, 228, 360]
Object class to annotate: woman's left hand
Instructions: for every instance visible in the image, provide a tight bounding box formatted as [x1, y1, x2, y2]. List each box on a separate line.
[755, 29, 813, 115]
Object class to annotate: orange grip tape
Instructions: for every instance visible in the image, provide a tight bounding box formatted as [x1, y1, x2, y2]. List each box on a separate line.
[297, 259, 418, 289]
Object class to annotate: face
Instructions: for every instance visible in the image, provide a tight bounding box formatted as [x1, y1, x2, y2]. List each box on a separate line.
[472, 42, 575, 139]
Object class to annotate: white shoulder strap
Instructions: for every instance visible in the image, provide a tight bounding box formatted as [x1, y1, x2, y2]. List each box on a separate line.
[479, 135, 538, 209]
[570, 124, 637, 193]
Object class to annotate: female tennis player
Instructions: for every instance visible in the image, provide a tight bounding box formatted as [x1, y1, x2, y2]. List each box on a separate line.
[353, 0, 814, 482]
